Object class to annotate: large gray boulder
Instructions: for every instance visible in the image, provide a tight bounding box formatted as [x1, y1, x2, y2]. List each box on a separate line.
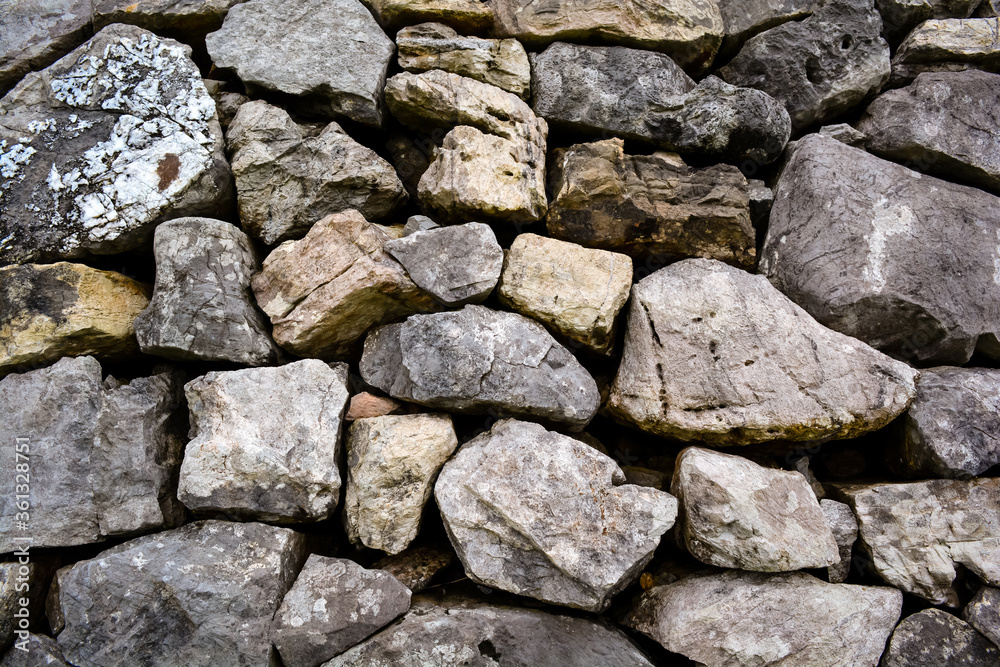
[883, 609, 1000, 667]
[0, 0, 91, 96]
[964, 586, 1000, 648]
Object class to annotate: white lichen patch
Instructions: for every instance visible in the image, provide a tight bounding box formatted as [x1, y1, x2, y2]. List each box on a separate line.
[863, 197, 914, 293]
[0, 141, 37, 179]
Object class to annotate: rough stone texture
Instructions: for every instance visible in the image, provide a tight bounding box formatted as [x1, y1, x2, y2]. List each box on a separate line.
[435, 419, 678, 612]
[93, 0, 241, 36]
[877, 0, 982, 42]
[0, 262, 149, 376]
[623, 570, 903, 667]
[360, 306, 601, 429]
[978, 0, 1000, 16]
[716, 0, 819, 57]
[0, 564, 18, 651]
[325, 597, 655, 667]
[252, 210, 441, 360]
[1, 634, 70, 666]
[178, 360, 349, 523]
[272, 555, 411, 667]
[964, 586, 1000, 648]
[890, 18, 1000, 84]
[345, 414, 458, 555]
[821, 498, 859, 583]
[839, 478, 1000, 605]
[362, 0, 494, 33]
[384, 223, 503, 307]
[607, 259, 918, 445]
[226, 101, 407, 245]
[402, 215, 439, 236]
[718, 0, 891, 130]
[545, 139, 755, 269]
[760, 134, 1000, 365]
[396, 23, 530, 98]
[373, 546, 455, 593]
[883, 609, 1000, 667]
[346, 393, 405, 421]
[133, 218, 277, 366]
[747, 177, 774, 226]
[498, 233, 632, 355]
[0, 0, 91, 96]
[0, 24, 232, 265]
[820, 121, 868, 147]
[56, 521, 306, 667]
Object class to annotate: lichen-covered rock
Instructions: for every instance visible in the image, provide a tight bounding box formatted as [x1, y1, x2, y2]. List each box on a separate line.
[0, 0, 91, 96]
[883, 609, 1000, 667]
[0, 632, 71, 666]
[0, 24, 232, 265]
[964, 586, 1000, 648]
[607, 259, 918, 445]
[890, 18, 1000, 84]
[360, 306, 601, 429]
[226, 100, 407, 245]
[821, 499, 859, 583]
[206, 0, 394, 126]
[362, 0, 494, 32]
[178, 360, 349, 523]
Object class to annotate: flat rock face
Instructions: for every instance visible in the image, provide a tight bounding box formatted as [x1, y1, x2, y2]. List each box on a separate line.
[344, 414, 458, 555]
[883, 609, 1000, 667]
[672, 447, 840, 571]
[0, 0, 91, 96]
[56, 521, 306, 667]
[272, 555, 411, 667]
[363, 0, 494, 32]
[498, 232, 633, 355]
[93, 0, 241, 34]
[607, 259, 918, 446]
[434, 419, 678, 612]
[545, 139, 755, 269]
[716, 0, 819, 56]
[251, 210, 440, 359]
[839, 478, 1000, 605]
[623, 571, 903, 667]
[206, 0, 394, 126]
[893, 18, 1000, 76]
[178, 360, 350, 523]
[0, 24, 232, 265]
[133, 218, 277, 366]
[226, 101, 407, 245]
[360, 306, 601, 429]
[761, 134, 1000, 365]
[964, 586, 1000, 648]
[821, 498, 859, 583]
[0, 262, 149, 376]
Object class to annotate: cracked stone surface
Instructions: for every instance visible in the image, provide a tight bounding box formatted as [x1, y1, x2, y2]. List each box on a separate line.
[883, 609, 1000, 667]
[822, 498, 859, 583]
[0, 0, 91, 96]
[964, 586, 1000, 648]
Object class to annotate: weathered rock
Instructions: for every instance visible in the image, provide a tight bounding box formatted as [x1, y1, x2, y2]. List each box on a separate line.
[883, 609, 1000, 667]
[346, 393, 406, 421]
[623, 570, 903, 666]
[877, 0, 982, 43]
[226, 101, 407, 245]
[820, 122, 868, 147]
[978, 0, 1000, 16]
[0, 24, 232, 265]
[93, 0, 241, 36]
[718, 0, 891, 130]
[360, 306, 601, 429]
[839, 478, 1000, 605]
[0, 564, 18, 651]
[56, 521, 306, 667]
[607, 259, 918, 445]
[545, 139, 756, 269]
[272, 555, 411, 667]
[402, 215, 438, 236]
[821, 499, 859, 583]
[0, 0, 91, 96]
[0, 262, 149, 376]
[1, 633, 71, 666]
[498, 233, 632, 355]
[396, 23, 530, 98]
[206, 0, 394, 126]
[716, 0, 819, 57]
[252, 210, 440, 359]
[362, 0, 494, 33]
[178, 360, 349, 523]
[133, 218, 277, 366]
[965, 586, 1000, 648]
[760, 134, 1000, 364]
[435, 419, 677, 612]
[890, 18, 1000, 84]
[345, 414, 458, 555]
[747, 178, 774, 226]
[373, 546, 456, 593]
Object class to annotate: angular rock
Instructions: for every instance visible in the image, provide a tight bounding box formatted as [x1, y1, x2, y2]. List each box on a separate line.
[133, 218, 277, 366]
[716, 0, 819, 56]
[820, 122, 868, 147]
[877, 0, 982, 42]
[362, 0, 494, 33]
[206, 0, 394, 126]
[252, 210, 440, 359]
[0, 0, 91, 96]
[822, 498, 859, 583]
[891, 18, 1000, 85]
[346, 393, 405, 421]
[93, 0, 240, 36]
[0, 262, 149, 376]
[360, 306, 601, 429]
[345, 414, 458, 555]
[498, 233, 632, 355]
[402, 215, 438, 236]
[747, 178, 774, 226]
[883, 609, 1000, 667]
[607, 259, 918, 445]
[0, 633, 71, 666]
[56, 521, 306, 667]
[623, 570, 903, 666]
[545, 139, 755, 269]
[178, 360, 349, 523]
[435, 419, 678, 612]
[272, 555, 411, 667]
[0, 24, 232, 265]
[760, 134, 1000, 364]
[372, 546, 456, 593]
[226, 100, 407, 245]
[965, 586, 1000, 648]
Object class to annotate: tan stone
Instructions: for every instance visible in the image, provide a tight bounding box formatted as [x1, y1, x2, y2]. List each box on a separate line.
[891, 18, 1000, 84]
[363, 0, 494, 32]
[345, 392, 405, 421]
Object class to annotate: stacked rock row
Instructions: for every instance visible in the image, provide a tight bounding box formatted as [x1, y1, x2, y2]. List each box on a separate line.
[1, 0, 1000, 664]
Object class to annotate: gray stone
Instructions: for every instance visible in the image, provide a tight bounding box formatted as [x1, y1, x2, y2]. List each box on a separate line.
[965, 586, 1000, 648]
[760, 133, 1000, 365]
[821, 499, 859, 583]
[0, 0, 91, 96]
[820, 122, 867, 147]
[206, 0, 394, 126]
[372, 546, 455, 593]
[890, 17, 1000, 84]
[434, 419, 678, 612]
[877, 0, 981, 42]
[360, 305, 601, 429]
[0, 564, 18, 652]
[716, 0, 819, 57]
[0, 633, 70, 667]
[402, 215, 439, 236]
[883, 609, 1000, 667]
[747, 178, 774, 226]
[93, 0, 241, 36]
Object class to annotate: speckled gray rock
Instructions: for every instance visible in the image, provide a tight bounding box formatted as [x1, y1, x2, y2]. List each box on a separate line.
[760, 134, 1000, 365]
[178, 360, 349, 523]
[821, 499, 859, 583]
[360, 306, 600, 429]
[435, 419, 678, 612]
[93, 0, 241, 36]
[883, 609, 1000, 667]
[820, 122, 868, 147]
[0, 633, 70, 667]
[889, 18, 1000, 84]
[134, 218, 277, 366]
[623, 570, 903, 666]
[964, 586, 1000, 648]
[272, 555, 411, 667]
[607, 259, 918, 445]
[716, 0, 819, 56]
[402, 215, 438, 236]
[0, 24, 232, 265]
[0, 0, 91, 96]
[877, 0, 982, 42]
[56, 521, 307, 667]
